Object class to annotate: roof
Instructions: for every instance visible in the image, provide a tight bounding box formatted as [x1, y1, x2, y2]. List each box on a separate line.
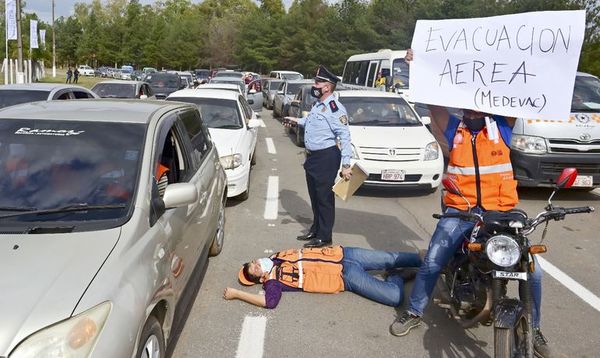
[92, 80, 147, 85]
[0, 83, 91, 91]
[286, 79, 313, 84]
[270, 70, 302, 74]
[0, 99, 193, 124]
[167, 89, 239, 101]
[337, 90, 406, 99]
[196, 83, 241, 91]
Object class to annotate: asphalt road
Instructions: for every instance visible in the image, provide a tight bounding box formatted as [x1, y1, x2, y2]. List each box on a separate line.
[171, 108, 600, 358]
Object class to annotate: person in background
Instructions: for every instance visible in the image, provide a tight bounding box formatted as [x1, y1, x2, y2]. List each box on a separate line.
[73, 68, 80, 84]
[66, 68, 73, 84]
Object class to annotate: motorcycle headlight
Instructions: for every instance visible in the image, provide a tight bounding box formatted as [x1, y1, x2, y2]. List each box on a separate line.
[219, 153, 242, 169]
[10, 301, 111, 358]
[510, 134, 547, 154]
[424, 141, 439, 161]
[351, 144, 359, 159]
[485, 235, 521, 268]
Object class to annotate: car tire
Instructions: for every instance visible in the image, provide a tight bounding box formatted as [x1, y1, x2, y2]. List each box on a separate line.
[237, 169, 250, 201]
[250, 148, 257, 166]
[137, 316, 165, 358]
[209, 199, 226, 256]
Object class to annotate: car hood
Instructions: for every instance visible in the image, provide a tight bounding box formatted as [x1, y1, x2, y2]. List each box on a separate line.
[0, 228, 120, 354]
[517, 113, 600, 139]
[349, 125, 434, 148]
[208, 127, 245, 157]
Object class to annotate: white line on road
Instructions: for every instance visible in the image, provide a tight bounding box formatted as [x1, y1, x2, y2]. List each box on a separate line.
[265, 138, 276, 154]
[235, 315, 267, 358]
[258, 119, 266, 127]
[264, 176, 279, 220]
[538, 256, 600, 312]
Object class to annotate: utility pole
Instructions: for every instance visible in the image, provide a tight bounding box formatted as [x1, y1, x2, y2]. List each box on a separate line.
[52, 0, 56, 77]
[15, 0, 24, 83]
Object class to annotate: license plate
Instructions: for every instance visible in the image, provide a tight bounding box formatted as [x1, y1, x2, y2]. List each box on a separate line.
[493, 270, 528, 281]
[573, 175, 593, 187]
[381, 169, 405, 181]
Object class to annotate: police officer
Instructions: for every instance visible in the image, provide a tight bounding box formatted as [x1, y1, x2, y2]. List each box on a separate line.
[284, 65, 352, 248]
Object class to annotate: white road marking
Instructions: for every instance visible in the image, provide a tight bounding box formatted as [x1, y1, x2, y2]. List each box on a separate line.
[265, 138, 276, 154]
[538, 256, 600, 312]
[235, 316, 267, 358]
[263, 176, 279, 220]
[258, 119, 266, 127]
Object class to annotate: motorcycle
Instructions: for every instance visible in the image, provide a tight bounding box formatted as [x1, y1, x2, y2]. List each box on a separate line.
[432, 168, 594, 358]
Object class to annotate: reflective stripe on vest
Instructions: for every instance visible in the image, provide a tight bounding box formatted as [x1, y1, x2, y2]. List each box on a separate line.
[297, 251, 304, 289]
[447, 163, 513, 176]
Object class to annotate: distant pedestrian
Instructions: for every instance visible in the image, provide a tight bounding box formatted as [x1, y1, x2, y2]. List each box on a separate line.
[73, 68, 80, 84]
[66, 68, 73, 83]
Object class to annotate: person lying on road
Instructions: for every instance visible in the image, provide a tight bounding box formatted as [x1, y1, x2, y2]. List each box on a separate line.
[223, 246, 421, 309]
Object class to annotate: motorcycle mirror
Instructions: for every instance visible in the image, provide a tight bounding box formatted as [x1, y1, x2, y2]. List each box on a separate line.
[555, 168, 578, 189]
[442, 177, 462, 196]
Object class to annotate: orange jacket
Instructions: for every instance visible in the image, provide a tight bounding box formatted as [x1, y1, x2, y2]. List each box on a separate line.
[267, 246, 345, 294]
[444, 121, 518, 211]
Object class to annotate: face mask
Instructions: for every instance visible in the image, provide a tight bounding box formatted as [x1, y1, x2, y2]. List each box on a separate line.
[462, 116, 486, 132]
[257, 258, 273, 274]
[310, 86, 323, 98]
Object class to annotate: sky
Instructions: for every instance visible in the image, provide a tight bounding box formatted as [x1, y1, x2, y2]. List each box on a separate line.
[24, 0, 296, 23]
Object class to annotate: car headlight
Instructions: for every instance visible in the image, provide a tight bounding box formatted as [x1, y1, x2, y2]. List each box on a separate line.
[510, 134, 547, 154]
[220, 153, 242, 169]
[485, 235, 521, 268]
[10, 301, 111, 358]
[351, 144, 359, 159]
[424, 141, 439, 161]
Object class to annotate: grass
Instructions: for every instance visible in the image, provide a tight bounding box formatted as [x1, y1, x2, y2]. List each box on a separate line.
[2, 68, 104, 89]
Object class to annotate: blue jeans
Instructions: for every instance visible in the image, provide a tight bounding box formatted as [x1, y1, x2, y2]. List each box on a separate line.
[342, 247, 422, 307]
[408, 207, 543, 328]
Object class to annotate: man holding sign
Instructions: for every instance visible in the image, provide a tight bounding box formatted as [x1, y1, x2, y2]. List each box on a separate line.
[388, 11, 586, 357]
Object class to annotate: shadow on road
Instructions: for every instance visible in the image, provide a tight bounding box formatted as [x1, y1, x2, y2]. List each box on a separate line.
[518, 186, 600, 202]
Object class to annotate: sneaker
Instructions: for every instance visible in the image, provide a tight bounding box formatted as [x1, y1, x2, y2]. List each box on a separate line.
[533, 328, 551, 358]
[389, 311, 422, 337]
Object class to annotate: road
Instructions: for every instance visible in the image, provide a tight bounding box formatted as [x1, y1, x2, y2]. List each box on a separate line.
[170, 108, 600, 358]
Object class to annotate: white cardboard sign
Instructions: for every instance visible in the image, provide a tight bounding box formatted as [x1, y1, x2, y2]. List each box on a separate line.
[409, 10, 586, 120]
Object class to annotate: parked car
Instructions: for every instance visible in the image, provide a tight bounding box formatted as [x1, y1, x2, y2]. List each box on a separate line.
[0, 83, 98, 109]
[0, 100, 227, 358]
[194, 69, 211, 83]
[269, 70, 303, 80]
[262, 79, 282, 110]
[145, 72, 185, 99]
[339, 90, 443, 190]
[213, 70, 244, 79]
[272, 80, 312, 118]
[167, 89, 260, 200]
[286, 84, 315, 146]
[77, 65, 95, 76]
[91, 80, 156, 99]
[178, 72, 194, 88]
[207, 77, 262, 112]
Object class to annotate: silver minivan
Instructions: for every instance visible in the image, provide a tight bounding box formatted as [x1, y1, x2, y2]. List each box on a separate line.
[0, 100, 227, 357]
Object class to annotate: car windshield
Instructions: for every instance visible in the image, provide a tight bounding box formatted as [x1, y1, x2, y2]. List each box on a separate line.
[92, 84, 136, 98]
[286, 83, 304, 95]
[392, 58, 410, 89]
[340, 97, 421, 126]
[269, 81, 282, 90]
[167, 97, 243, 129]
[301, 88, 315, 108]
[210, 79, 244, 93]
[0, 119, 145, 229]
[0, 90, 50, 109]
[215, 72, 243, 78]
[571, 75, 600, 112]
[281, 73, 303, 80]
[145, 74, 179, 88]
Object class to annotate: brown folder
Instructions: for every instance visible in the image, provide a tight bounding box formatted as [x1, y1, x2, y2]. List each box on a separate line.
[332, 163, 369, 201]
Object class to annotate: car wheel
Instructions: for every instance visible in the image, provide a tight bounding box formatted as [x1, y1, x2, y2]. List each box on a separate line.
[137, 316, 165, 358]
[209, 199, 226, 256]
[237, 169, 250, 201]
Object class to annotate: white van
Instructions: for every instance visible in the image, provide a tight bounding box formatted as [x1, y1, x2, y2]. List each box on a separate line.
[510, 72, 600, 189]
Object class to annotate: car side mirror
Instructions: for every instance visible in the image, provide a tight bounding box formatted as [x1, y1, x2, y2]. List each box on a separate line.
[248, 118, 261, 129]
[420, 116, 431, 125]
[555, 168, 578, 189]
[442, 177, 462, 196]
[163, 183, 198, 209]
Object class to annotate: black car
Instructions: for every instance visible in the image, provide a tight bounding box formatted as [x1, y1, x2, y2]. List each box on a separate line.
[286, 85, 315, 147]
[194, 69, 211, 84]
[144, 72, 185, 99]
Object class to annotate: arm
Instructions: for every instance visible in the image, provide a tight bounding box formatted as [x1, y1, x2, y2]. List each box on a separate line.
[223, 287, 266, 308]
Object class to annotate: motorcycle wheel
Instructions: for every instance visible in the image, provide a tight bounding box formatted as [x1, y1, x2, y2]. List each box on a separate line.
[494, 316, 530, 358]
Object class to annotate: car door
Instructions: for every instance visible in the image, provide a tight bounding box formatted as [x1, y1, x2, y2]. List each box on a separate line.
[239, 96, 258, 163]
[246, 79, 263, 111]
[273, 82, 285, 116]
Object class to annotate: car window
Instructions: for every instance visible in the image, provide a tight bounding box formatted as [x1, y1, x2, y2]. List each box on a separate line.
[239, 96, 253, 122]
[571, 75, 600, 112]
[145, 73, 180, 88]
[277, 82, 285, 92]
[0, 120, 146, 230]
[269, 81, 282, 90]
[286, 83, 304, 95]
[92, 84, 135, 98]
[166, 97, 243, 129]
[179, 109, 210, 165]
[55, 92, 71, 100]
[73, 90, 95, 99]
[340, 96, 421, 126]
[154, 118, 193, 191]
[0, 90, 50, 109]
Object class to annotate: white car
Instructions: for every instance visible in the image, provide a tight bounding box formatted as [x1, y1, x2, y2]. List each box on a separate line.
[77, 65, 95, 76]
[166, 89, 260, 199]
[338, 90, 444, 191]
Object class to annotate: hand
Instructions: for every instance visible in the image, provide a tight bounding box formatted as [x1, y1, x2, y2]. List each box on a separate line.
[283, 116, 298, 128]
[341, 167, 352, 181]
[223, 287, 238, 300]
[405, 48, 413, 62]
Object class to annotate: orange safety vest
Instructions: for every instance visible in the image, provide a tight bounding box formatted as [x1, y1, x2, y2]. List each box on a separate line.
[156, 164, 169, 181]
[267, 246, 345, 294]
[444, 121, 518, 211]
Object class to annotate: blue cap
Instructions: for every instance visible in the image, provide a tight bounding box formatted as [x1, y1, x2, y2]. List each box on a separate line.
[314, 65, 339, 84]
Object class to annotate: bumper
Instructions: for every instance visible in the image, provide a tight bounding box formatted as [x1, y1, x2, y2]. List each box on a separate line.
[352, 157, 443, 189]
[511, 150, 600, 187]
[225, 164, 250, 197]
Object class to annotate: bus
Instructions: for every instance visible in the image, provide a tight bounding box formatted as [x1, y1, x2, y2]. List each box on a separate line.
[341, 49, 410, 99]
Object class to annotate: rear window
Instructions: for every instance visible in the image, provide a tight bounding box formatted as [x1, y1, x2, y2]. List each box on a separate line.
[92, 84, 136, 98]
[286, 83, 304, 95]
[281, 73, 303, 80]
[145, 73, 180, 88]
[167, 97, 243, 129]
[0, 90, 50, 109]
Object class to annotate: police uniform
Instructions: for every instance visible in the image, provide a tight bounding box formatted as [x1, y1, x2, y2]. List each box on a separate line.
[296, 65, 352, 248]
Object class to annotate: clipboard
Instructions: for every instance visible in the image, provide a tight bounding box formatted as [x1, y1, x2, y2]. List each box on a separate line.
[332, 163, 369, 201]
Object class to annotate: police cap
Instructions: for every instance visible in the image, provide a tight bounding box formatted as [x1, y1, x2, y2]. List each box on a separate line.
[314, 65, 339, 84]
